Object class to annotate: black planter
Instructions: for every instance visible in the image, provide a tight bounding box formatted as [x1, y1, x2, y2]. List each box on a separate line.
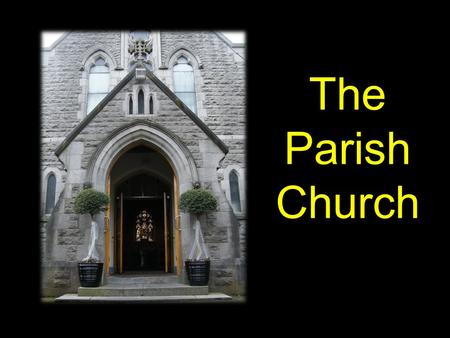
[78, 262, 103, 287]
[185, 260, 210, 286]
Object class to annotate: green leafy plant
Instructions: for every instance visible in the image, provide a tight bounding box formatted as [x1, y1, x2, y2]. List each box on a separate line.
[179, 188, 217, 215]
[74, 188, 110, 217]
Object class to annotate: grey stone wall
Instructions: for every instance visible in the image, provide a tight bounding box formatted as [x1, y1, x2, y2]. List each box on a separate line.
[72, 77, 241, 294]
[159, 34, 246, 291]
[41, 32, 123, 297]
[41, 31, 246, 297]
[41, 31, 122, 171]
[77, 79, 205, 169]
[160, 31, 246, 168]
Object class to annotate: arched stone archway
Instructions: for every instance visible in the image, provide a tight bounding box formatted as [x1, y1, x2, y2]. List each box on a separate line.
[84, 121, 200, 277]
[86, 121, 199, 192]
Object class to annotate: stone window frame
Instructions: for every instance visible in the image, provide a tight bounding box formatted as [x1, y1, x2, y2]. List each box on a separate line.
[220, 165, 246, 217]
[127, 93, 134, 115]
[123, 84, 159, 117]
[78, 48, 119, 119]
[229, 169, 242, 212]
[41, 167, 64, 217]
[166, 48, 206, 119]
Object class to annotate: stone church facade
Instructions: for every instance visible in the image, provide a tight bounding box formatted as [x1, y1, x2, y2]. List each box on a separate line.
[40, 31, 246, 297]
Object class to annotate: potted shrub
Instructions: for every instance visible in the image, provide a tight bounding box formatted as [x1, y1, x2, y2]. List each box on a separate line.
[73, 187, 110, 287]
[179, 185, 217, 286]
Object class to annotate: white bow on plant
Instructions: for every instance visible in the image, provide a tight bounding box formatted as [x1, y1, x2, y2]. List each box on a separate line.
[82, 220, 99, 262]
[179, 187, 217, 261]
[188, 216, 209, 260]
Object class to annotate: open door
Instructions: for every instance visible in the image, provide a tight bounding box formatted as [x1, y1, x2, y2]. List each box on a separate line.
[164, 192, 169, 273]
[115, 192, 123, 273]
[174, 176, 182, 275]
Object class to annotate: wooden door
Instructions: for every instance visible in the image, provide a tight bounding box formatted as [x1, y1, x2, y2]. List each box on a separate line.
[115, 192, 124, 274]
[174, 176, 182, 275]
[104, 177, 111, 275]
[163, 192, 169, 273]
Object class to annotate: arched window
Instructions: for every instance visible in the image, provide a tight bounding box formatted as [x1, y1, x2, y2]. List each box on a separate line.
[128, 95, 133, 114]
[149, 96, 154, 115]
[229, 170, 241, 212]
[138, 90, 144, 115]
[173, 56, 197, 113]
[45, 173, 56, 214]
[87, 57, 110, 114]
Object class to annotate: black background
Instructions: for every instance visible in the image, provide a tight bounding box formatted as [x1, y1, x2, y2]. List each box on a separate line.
[247, 25, 445, 310]
[2, 12, 445, 325]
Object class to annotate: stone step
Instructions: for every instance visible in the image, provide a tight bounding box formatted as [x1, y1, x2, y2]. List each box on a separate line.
[78, 283, 208, 297]
[55, 293, 233, 303]
[104, 274, 181, 285]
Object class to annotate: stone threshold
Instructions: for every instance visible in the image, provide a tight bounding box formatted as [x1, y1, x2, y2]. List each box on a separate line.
[55, 293, 233, 303]
[78, 284, 208, 296]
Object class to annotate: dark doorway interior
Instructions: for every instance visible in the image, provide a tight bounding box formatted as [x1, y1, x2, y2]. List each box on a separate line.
[115, 171, 173, 273]
[123, 198, 165, 272]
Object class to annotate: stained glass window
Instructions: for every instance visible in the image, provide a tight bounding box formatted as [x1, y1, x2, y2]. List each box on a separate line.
[229, 170, 241, 212]
[136, 210, 154, 242]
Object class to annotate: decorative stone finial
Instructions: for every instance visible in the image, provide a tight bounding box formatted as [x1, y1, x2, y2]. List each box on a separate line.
[128, 32, 152, 64]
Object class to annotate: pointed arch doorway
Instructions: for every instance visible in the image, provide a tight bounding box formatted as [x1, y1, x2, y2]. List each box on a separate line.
[85, 121, 201, 278]
[109, 144, 175, 274]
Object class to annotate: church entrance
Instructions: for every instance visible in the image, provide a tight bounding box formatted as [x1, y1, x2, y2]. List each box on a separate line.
[122, 198, 167, 272]
[109, 145, 175, 274]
